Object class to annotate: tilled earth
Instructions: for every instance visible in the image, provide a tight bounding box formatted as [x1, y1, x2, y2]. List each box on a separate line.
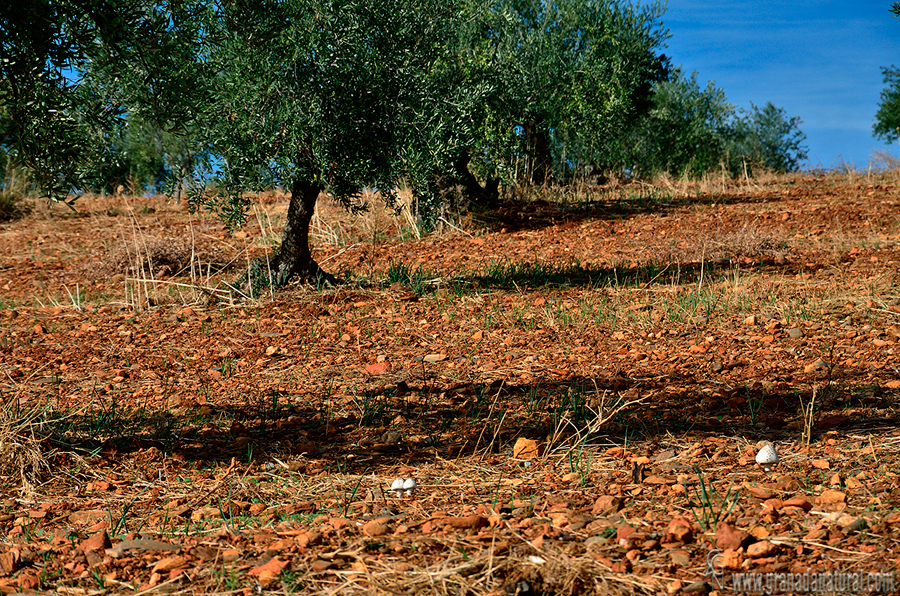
[0, 173, 899, 594]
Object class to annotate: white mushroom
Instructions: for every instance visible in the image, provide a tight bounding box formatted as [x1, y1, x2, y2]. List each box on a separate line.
[402, 478, 417, 496]
[755, 441, 779, 472]
[389, 478, 404, 497]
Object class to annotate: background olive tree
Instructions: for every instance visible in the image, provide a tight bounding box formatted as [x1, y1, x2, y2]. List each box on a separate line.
[873, 3, 900, 147]
[457, 0, 670, 195]
[874, 66, 900, 146]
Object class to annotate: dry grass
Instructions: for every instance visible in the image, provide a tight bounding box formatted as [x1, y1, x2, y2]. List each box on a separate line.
[310, 190, 422, 247]
[0, 168, 33, 223]
[0, 398, 51, 492]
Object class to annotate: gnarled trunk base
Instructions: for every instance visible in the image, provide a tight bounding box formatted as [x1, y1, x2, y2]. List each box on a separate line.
[231, 179, 337, 297]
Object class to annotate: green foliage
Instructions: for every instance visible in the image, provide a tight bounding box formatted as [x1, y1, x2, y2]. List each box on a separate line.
[169, 0, 483, 228]
[2, 0, 808, 231]
[874, 66, 900, 145]
[86, 113, 211, 196]
[730, 101, 808, 174]
[688, 467, 741, 532]
[626, 69, 734, 177]
[625, 70, 806, 177]
[463, 0, 670, 187]
[0, 0, 145, 201]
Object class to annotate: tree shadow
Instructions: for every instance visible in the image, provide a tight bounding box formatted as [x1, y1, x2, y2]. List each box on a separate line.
[471, 186, 788, 233]
[44, 365, 899, 475]
[393, 257, 813, 297]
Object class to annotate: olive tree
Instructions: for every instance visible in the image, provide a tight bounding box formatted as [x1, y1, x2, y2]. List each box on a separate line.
[624, 69, 734, 178]
[623, 70, 807, 178]
[447, 0, 670, 199]
[185, 0, 482, 289]
[874, 66, 900, 146]
[4, 0, 482, 290]
[730, 102, 807, 174]
[1, 0, 130, 202]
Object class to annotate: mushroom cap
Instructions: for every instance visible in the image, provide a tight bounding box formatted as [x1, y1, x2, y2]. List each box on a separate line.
[402, 478, 417, 490]
[755, 442, 779, 469]
[390, 478, 405, 491]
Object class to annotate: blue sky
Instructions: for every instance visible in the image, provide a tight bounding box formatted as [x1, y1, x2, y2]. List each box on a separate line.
[662, 1, 898, 170]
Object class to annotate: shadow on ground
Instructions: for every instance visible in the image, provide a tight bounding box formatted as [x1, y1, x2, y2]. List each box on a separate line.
[42, 369, 900, 474]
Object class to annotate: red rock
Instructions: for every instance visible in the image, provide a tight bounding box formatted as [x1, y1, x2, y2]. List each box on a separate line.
[295, 531, 322, 548]
[151, 555, 187, 573]
[782, 497, 813, 511]
[364, 362, 390, 375]
[17, 573, 39, 590]
[361, 520, 389, 536]
[761, 498, 783, 512]
[721, 548, 743, 570]
[79, 531, 111, 553]
[310, 559, 332, 572]
[818, 414, 850, 429]
[665, 518, 693, 543]
[668, 524, 693, 543]
[616, 526, 635, 546]
[747, 541, 777, 558]
[443, 515, 488, 530]
[715, 523, 749, 551]
[745, 486, 774, 499]
[643, 475, 671, 485]
[330, 518, 351, 529]
[512, 438, 540, 459]
[816, 490, 846, 506]
[669, 550, 691, 566]
[0, 549, 19, 574]
[592, 495, 625, 515]
[250, 557, 287, 586]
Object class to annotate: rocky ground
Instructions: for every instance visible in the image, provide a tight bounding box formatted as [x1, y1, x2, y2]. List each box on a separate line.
[0, 171, 899, 594]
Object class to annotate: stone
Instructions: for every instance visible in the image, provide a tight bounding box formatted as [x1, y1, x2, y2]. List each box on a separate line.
[670, 549, 691, 566]
[744, 486, 774, 499]
[79, 531, 111, 553]
[512, 438, 540, 460]
[715, 523, 749, 551]
[361, 520, 389, 537]
[442, 515, 488, 530]
[151, 555, 188, 574]
[68, 510, 108, 525]
[107, 539, 180, 558]
[747, 541, 777, 558]
[816, 490, 847, 506]
[781, 497, 813, 511]
[592, 495, 625, 515]
[250, 557, 287, 586]
[804, 359, 829, 373]
[0, 549, 20, 574]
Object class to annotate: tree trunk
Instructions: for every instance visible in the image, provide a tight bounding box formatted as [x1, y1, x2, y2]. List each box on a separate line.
[453, 151, 500, 209]
[523, 117, 551, 185]
[236, 178, 335, 295]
